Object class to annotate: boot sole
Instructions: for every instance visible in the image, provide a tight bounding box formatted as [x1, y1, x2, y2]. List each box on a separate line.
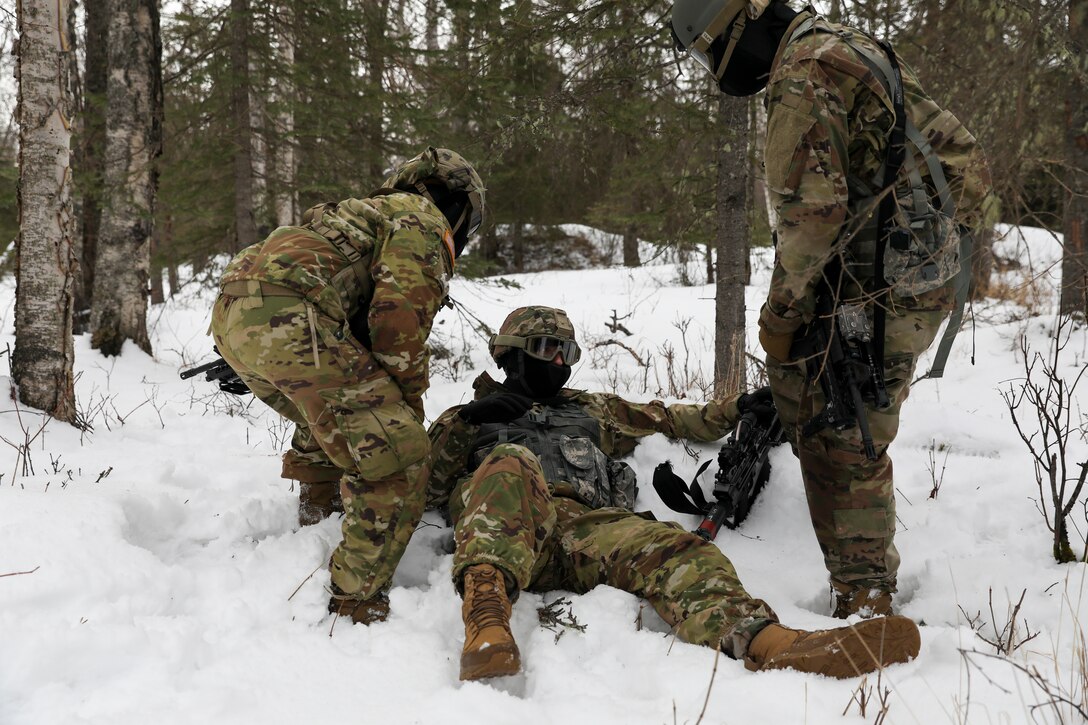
[764, 615, 920, 679]
[459, 643, 521, 681]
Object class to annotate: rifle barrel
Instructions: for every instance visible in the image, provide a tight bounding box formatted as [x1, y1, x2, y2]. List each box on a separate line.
[179, 358, 225, 380]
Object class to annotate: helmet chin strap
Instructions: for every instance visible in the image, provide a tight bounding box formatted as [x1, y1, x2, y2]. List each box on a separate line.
[713, 12, 747, 80]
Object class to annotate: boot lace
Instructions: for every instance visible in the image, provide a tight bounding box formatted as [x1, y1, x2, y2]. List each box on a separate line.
[467, 573, 508, 633]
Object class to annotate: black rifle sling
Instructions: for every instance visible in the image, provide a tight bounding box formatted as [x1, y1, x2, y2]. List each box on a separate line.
[651, 460, 713, 516]
[870, 40, 907, 371]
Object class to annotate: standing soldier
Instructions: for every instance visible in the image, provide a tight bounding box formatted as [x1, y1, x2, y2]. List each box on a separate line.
[210, 147, 486, 624]
[428, 306, 920, 681]
[671, 1, 991, 616]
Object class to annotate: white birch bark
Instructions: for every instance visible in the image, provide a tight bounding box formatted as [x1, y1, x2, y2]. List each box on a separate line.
[249, 56, 267, 230]
[13, 0, 77, 422]
[273, 27, 297, 226]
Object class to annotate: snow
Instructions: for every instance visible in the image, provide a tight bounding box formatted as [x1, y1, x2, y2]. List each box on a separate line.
[1, 226, 1086, 724]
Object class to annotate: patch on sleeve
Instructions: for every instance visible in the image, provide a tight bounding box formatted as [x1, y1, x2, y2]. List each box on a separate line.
[765, 105, 817, 195]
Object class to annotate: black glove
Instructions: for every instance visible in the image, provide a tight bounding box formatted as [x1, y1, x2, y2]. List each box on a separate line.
[457, 393, 534, 425]
[737, 386, 776, 427]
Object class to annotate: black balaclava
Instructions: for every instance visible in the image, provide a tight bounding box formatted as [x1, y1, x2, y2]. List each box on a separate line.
[423, 181, 471, 256]
[499, 351, 571, 399]
[716, 1, 799, 97]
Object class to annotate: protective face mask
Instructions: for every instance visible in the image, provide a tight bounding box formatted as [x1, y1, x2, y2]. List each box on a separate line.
[509, 353, 571, 398]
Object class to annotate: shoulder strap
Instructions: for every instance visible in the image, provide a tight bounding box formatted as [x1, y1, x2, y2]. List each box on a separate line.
[794, 20, 972, 380]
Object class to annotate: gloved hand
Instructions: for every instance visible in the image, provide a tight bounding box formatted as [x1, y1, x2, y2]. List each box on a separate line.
[457, 393, 534, 425]
[737, 386, 776, 427]
[757, 321, 794, 363]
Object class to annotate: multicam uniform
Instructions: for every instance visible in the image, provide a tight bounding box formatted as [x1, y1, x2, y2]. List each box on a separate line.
[211, 192, 452, 600]
[757, 12, 991, 604]
[427, 372, 778, 657]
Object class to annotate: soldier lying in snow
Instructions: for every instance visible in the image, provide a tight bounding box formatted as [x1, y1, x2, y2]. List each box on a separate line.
[426, 305, 921, 681]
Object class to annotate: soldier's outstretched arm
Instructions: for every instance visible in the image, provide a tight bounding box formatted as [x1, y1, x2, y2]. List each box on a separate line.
[760, 59, 857, 340]
[367, 212, 452, 414]
[582, 392, 743, 451]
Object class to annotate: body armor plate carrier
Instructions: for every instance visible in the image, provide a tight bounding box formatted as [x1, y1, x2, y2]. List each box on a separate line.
[470, 399, 638, 511]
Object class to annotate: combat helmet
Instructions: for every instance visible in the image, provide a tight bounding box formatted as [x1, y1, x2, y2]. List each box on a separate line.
[671, 0, 771, 80]
[489, 306, 582, 365]
[383, 147, 487, 258]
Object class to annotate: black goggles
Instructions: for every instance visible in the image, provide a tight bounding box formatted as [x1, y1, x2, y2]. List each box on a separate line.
[492, 334, 581, 364]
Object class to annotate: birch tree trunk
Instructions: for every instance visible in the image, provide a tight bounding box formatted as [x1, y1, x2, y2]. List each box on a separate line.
[1060, 0, 1088, 320]
[713, 93, 750, 398]
[14, 0, 77, 422]
[273, 20, 297, 227]
[230, 0, 258, 250]
[90, 0, 162, 356]
[249, 58, 267, 233]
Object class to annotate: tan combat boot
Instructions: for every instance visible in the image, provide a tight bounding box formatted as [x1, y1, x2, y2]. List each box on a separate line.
[460, 564, 520, 681]
[298, 481, 344, 526]
[832, 584, 894, 619]
[744, 616, 920, 678]
[328, 586, 390, 625]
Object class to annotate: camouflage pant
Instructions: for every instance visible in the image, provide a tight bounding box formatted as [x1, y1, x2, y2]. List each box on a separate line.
[210, 291, 431, 599]
[767, 285, 951, 594]
[450, 443, 778, 658]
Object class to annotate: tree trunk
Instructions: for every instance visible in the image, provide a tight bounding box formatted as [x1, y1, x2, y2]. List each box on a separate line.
[713, 93, 750, 398]
[1061, 0, 1088, 320]
[230, 0, 258, 251]
[425, 0, 438, 54]
[249, 55, 267, 234]
[363, 0, 392, 183]
[14, 0, 77, 422]
[511, 220, 525, 272]
[90, 0, 162, 357]
[66, 2, 85, 332]
[78, 0, 109, 328]
[273, 17, 297, 227]
[622, 224, 640, 267]
[149, 233, 164, 304]
[478, 223, 499, 265]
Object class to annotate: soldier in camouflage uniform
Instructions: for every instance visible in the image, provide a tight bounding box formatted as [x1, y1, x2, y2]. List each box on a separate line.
[672, 0, 992, 617]
[210, 147, 486, 623]
[429, 306, 920, 681]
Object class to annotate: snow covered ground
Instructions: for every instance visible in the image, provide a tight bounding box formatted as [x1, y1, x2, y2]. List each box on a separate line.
[1, 225, 1085, 724]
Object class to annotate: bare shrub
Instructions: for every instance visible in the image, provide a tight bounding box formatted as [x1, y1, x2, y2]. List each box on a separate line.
[1002, 313, 1088, 562]
[958, 587, 1040, 655]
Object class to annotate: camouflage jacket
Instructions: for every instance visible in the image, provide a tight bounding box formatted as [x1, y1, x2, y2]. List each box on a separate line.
[425, 372, 742, 509]
[759, 12, 992, 339]
[219, 192, 454, 410]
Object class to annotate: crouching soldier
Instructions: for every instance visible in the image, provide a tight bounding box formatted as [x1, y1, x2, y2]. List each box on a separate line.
[210, 147, 486, 624]
[426, 306, 921, 681]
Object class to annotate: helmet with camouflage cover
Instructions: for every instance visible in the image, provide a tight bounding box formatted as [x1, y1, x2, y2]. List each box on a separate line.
[383, 147, 487, 257]
[489, 306, 581, 365]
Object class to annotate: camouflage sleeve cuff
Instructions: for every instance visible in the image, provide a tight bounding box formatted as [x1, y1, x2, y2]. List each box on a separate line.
[758, 302, 804, 337]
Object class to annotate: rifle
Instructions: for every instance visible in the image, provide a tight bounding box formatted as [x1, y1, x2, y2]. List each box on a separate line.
[179, 349, 251, 395]
[790, 294, 890, 460]
[652, 411, 786, 540]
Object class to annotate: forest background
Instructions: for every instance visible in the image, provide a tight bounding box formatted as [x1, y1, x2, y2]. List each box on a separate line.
[0, 0, 1082, 294]
[0, 0, 1085, 431]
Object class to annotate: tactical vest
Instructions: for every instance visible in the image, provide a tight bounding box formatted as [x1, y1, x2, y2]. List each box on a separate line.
[470, 400, 639, 511]
[786, 16, 973, 378]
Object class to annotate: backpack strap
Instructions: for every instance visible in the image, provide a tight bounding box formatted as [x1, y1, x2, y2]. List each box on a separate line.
[788, 18, 970, 379]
